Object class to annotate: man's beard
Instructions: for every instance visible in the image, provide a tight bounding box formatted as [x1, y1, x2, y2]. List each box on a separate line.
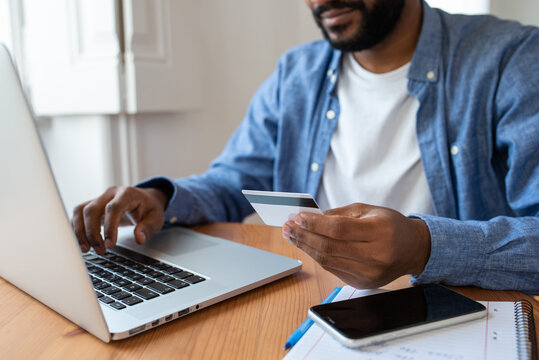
[313, 0, 406, 52]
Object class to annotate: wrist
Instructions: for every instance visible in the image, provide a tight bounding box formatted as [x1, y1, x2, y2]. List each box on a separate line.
[144, 187, 170, 211]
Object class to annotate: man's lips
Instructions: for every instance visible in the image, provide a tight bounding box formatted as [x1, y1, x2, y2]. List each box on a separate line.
[319, 8, 357, 27]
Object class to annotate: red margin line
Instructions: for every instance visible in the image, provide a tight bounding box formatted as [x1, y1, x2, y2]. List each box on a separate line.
[302, 332, 326, 360]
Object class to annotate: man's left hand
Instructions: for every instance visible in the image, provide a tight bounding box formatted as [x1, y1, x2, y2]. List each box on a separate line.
[282, 203, 431, 289]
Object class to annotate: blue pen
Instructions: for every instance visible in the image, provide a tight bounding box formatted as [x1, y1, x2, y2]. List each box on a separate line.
[284, 286, 342, 350]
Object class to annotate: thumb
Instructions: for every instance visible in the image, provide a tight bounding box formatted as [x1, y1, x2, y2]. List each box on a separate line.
[133, 210, 164, 244]
[134, 224, 149, 244]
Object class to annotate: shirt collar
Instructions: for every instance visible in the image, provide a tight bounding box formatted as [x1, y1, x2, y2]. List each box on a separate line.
[327, 0, 442, 88]
[407, 1, 442, 83]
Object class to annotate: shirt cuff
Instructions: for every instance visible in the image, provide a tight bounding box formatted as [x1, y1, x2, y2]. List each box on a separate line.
[408, 214, 486, 287]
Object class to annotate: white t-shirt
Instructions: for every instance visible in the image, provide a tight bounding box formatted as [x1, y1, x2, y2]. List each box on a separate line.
[317, 53, 434, 215]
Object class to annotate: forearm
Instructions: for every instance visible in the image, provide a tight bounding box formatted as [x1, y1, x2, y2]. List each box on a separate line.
[411, 214, 539, 292]
[137, 165, 272, 226]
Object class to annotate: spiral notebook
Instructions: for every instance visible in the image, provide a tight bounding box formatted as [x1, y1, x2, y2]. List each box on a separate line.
[284, 286, 537, 360]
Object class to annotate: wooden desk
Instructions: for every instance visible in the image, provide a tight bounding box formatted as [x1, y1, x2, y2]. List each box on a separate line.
[0, 223, 537, 359]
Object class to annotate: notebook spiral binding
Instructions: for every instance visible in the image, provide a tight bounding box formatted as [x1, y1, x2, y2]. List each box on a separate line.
[514, 299, 537, 360]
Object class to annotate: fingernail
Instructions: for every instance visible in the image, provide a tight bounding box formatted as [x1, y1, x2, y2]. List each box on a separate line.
[282, 228, 291, 241]
[139, 231, 147, 243]
[295, 214, 306, 228]
[282, 226, 296, 243]
[105, 238, 113, 248]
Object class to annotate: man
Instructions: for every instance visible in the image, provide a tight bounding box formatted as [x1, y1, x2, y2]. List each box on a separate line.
[72, 0, 539, 292]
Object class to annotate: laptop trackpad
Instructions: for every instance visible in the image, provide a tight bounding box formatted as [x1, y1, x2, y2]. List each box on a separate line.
[117, 226, 218, 256]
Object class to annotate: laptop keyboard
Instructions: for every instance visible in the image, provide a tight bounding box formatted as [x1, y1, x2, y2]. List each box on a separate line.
[83, 246, 206, 310]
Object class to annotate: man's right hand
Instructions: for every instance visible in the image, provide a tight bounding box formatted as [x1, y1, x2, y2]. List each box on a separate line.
[71, 186, 169, 255]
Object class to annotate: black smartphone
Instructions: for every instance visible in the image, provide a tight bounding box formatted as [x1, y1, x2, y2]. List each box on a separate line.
[308, 284, 487, 348]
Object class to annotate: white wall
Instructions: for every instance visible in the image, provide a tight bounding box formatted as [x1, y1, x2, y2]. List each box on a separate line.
[38, 115, 114, 214]
[135, 0, 321, 180]
[490, 0, 539, 26]
[36, 0, 320, 213]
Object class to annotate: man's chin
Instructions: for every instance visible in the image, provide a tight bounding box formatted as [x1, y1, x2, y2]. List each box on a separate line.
[324, 27, 357, 46]
[326, 34, 360, 51]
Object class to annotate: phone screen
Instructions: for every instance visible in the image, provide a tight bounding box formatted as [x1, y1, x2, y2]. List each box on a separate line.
[309, 284, 486, 341]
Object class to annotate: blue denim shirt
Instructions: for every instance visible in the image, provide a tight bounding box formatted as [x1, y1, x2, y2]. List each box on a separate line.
[139, 3, 539, 292]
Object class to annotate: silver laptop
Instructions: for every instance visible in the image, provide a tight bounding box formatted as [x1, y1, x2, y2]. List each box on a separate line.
[0, 44, 301, 342]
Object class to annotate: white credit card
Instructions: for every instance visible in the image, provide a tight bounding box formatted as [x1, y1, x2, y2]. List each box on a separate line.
[242, 190, 323, 227]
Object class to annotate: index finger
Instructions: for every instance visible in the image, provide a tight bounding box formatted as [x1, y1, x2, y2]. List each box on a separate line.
[103, 189, 140, 249]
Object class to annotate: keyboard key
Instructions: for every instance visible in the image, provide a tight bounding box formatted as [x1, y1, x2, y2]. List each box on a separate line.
[137, 267, 154, 274]
[110, 265, 126, 273]
[109, 255, 126, 262]
[157, 275, 175, 283]
[113, 279, 132, 287]
[83, 254, 100, 261]
[90, 276, 101, 284]
[102, 274, 122, 282]
[113, 258, 131, 266]
[122, 296, 143, 306]
[162, 266, 182, 275]
[99, 296, 115, 304]
[173, 271, 193, 279]
[118, 269, 136, 277]
[129, 263, 145, 271]
[102, 286, 121, 295]
[183, 275, 205, 284]
[136, 277, 155, 286]
[110, 302, 126, 310]
[124, 273, 144, 281]
[150, 263, 169, 270]
[91, 259, 108, 265]
[168, 280, 189, 289]
[134, 288, 159, 300]
[95, 270, 113, 278]
[89, 267, 103, 275]
[95, 291, 104, 298]
[123, 260, 138, 268]
[100, 261, 116, 269]
[111, 291, 131, 300]
[148, 271, 165, 279]
[124, 283, 142, 292]
[147, 282, 175, 294]
[87, 265, 100, 273]
[94, 282, 111, 290]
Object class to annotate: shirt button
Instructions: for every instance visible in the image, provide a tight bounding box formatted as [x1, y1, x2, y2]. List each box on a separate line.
[427, 71, 436, 80]
[311, 162, 319, 172]
[326, 110, 336, 120]
[450, 145, 459, 155]
[169, 216, 178, 224]
[330, 74, 337, 83]
[327, 69, 334, 76]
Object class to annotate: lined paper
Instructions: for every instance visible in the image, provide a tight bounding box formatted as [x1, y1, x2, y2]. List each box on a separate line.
[284, 286, 518, 360]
